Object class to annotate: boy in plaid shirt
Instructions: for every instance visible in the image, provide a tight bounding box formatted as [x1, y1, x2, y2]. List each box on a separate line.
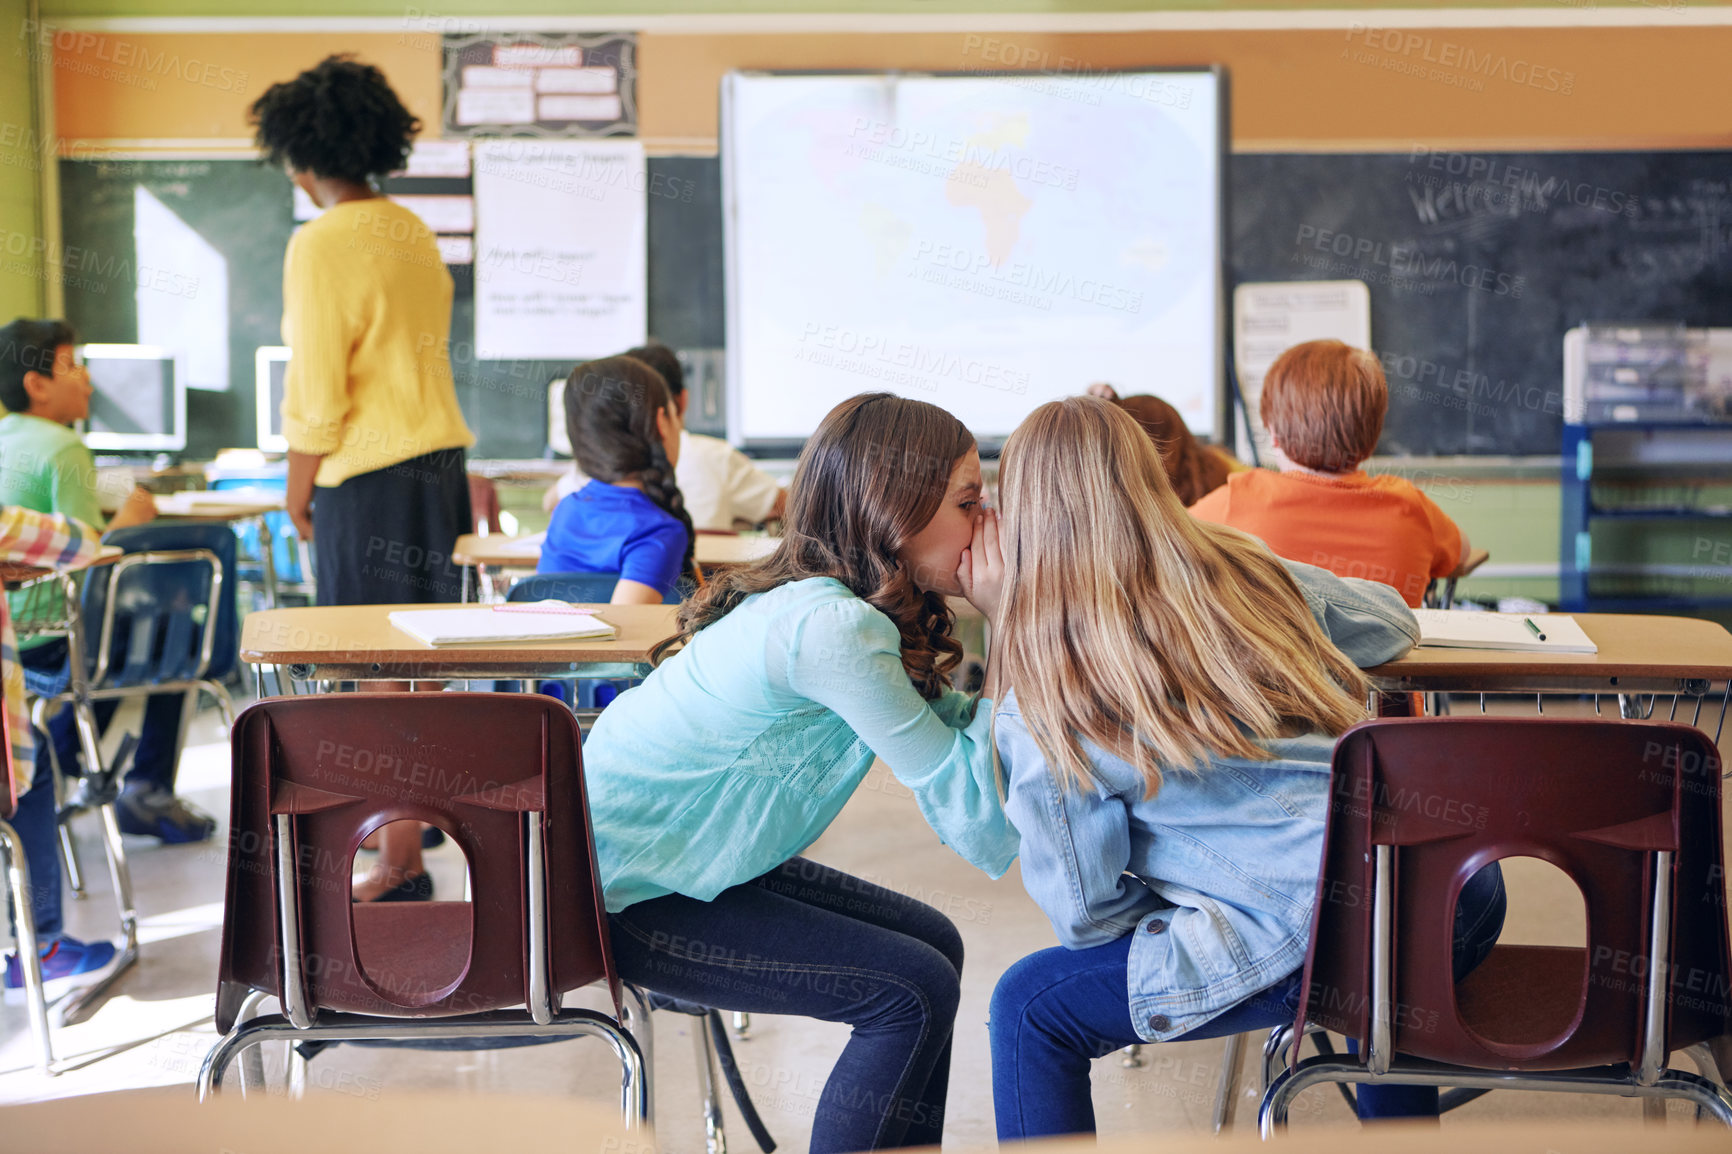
[0, 503, 117, 993]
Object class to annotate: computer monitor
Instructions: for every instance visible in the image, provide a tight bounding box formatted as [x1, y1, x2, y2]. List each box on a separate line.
[256, 346, 290, 452]
[78, 344, 186, 453]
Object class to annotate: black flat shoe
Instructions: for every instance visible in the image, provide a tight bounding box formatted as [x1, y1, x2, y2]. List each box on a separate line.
[353, 871, 434, 903]
[357, 827, 447, 853]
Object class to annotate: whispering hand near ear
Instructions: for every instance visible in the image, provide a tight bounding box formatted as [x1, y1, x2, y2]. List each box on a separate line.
[956, 507, 1005, 621]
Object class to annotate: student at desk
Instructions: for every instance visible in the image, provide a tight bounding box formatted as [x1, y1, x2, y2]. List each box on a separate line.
[584, 393, 1013, 1153]
[0, 319, 211, 845]
[541, 356, 694, 605]
[1189, 340, 1468, 607]
[0, 503, 113, 992]
[545, 341, 787, 531]
[985, 398, 1505, 1138]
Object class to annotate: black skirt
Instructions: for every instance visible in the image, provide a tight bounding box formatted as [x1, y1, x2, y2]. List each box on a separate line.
[312, 448, 473, 606]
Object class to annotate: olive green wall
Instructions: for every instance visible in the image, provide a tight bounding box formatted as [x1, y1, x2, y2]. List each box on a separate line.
[0, 0, 44, 321]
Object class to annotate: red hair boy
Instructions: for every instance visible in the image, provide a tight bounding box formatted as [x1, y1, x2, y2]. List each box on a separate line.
[1189, 339, 1468, 607]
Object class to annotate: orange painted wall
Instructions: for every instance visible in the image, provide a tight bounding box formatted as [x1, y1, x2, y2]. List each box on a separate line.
[638, 27, 1732, 152]
[49, 24, 1732, 153]
[51, 32, 442, 144]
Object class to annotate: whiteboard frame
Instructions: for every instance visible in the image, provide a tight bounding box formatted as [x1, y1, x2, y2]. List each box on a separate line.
[721, 67, 1230, 456]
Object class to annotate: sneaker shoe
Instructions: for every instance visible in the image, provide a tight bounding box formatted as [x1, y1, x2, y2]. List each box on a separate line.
[115, 785, 216, 844]
[4, 935, 118, 1003]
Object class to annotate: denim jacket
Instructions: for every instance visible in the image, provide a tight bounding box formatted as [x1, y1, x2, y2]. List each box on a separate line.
[995, 559, 1419, 1043]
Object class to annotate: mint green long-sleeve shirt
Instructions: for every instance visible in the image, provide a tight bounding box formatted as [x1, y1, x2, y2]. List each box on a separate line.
[582, 576, 1017, 912]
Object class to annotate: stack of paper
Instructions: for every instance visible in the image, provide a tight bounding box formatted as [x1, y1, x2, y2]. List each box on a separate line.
[388, 607, 616, 647]
[1412, 610, 1597, 654]
[494, 532, 546, 558]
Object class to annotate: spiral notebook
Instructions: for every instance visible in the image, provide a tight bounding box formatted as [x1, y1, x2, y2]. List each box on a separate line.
[387, 606, 616, 646]
[1412, 610, 1598, 654]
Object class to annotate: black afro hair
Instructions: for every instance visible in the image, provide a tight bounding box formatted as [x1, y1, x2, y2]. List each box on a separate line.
[249, 55, 419, 185]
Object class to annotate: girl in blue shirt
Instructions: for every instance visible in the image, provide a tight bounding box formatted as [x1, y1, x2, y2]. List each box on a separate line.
[986, 398, 1504, 1138]
[581, 393, 1014, 1152]
[541, 356, 694, 603]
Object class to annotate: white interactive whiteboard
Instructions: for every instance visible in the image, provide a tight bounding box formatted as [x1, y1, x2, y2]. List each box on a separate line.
[722, 69, 1227, 450]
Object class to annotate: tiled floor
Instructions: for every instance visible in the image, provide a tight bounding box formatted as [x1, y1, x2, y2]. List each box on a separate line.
[0, 692, 1723, 1149]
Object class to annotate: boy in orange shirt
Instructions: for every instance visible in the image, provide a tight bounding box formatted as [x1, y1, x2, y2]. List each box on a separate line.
[1189, 339, 1468, 607]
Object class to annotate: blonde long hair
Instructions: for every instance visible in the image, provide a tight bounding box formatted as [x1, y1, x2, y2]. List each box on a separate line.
[995, 397, 1370, 796]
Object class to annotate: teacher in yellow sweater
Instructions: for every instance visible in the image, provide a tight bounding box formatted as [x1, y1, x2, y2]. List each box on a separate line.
[251, 56, 474, 901]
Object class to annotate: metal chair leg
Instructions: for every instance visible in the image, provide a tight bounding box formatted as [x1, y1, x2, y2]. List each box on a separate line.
[55, 819, 84, 898]
[693, 1010, 729, 1154]
[57, 800, 138, 1025]
[1212, 1031, 1246, 1134]
[36, 699, 85, 897]
[1262, 1024, 1295, 1092]
[287, 1042, 308, 1100]
[232, 989, 271, 1100]
[200, 1009, 651, 1127]
[621, 985, 657, 1128]
[732, 1010, 750, 1039]
[1261, 1055, 1732, 1136]
[1121, 1043, 1143, 1068]
[0, 819, 54, 1073]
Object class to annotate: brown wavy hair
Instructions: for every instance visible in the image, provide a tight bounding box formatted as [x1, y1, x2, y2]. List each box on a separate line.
[651, 392, 974, 700]
[1114, 394, 1230, 506]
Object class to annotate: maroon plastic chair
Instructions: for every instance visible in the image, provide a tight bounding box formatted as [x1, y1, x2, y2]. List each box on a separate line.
[1261, 716, 1732, 1132]
[196, 693, 646, 1124]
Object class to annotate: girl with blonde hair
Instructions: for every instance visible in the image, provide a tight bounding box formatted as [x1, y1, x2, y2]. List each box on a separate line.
[987, 397, 1504, 1137]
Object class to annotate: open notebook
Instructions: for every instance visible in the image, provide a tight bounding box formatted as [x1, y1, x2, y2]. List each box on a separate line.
[1412, 610, 1598, 654]
[388, 606, 616, 646]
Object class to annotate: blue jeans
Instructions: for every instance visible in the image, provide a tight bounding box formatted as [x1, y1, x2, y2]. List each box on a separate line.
[608, 858, 962, 1153]
[990, 864, 1508, 1140]
[10, 639, 186, 939]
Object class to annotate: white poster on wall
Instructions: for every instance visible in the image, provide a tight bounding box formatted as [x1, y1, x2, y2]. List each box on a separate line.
[473, 138, 647, 361]
[1231, 280, 1371, 462]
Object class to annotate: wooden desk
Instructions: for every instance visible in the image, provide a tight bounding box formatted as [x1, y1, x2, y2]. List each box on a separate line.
[154, 490, 285, 520]
[452, 532, 779, 600]
[1371, 613, 1732, 696]
[241, 602, 680, 682]
[154, 490, 289, 606]
[0, 543, 123, 588]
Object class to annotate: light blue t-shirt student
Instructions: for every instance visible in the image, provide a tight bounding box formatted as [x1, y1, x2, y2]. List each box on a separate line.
[581, 575, 1018, 912]
[539, 479, 687, 597]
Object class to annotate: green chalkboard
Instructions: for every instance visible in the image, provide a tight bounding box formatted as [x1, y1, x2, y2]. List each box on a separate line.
[58, 157, 292, 456]
[57, 155, 722, 460]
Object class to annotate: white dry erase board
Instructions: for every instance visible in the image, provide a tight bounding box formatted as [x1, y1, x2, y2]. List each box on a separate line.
[721, 69, 1227, 451]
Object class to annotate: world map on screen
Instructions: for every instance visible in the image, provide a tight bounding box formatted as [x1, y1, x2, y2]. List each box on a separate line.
[725, 72, 1223, 445]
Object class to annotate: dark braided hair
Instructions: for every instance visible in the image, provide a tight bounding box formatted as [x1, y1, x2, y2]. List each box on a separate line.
[249, 55, 419, 185]
[564, 356, 696, 579]
[653, 393, 974, 701]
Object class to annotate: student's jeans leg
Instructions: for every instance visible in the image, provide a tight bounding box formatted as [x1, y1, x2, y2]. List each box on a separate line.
[14, 642, 71, 941]
[607, 857, 963, 1153]
[990, 862, 1507, 1140]
[122, 692, 190, 794]
[8, 735, 63, 941]
[990, 934, 1302, 1139]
